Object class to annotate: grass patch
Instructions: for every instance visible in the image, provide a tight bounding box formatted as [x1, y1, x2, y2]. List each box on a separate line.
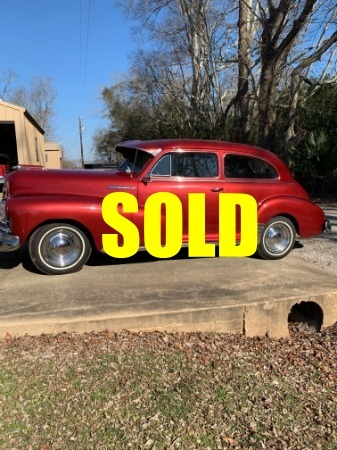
[0, 329, 337, 449]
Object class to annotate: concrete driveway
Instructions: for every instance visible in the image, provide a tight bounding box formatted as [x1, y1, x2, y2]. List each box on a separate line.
[1, 248, 337, 338]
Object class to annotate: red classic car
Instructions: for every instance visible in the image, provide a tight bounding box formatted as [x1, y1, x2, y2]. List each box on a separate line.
[0, 139, 330, 275]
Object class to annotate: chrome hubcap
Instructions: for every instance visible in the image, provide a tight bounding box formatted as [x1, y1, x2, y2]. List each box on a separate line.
[41, 229, 84, 268]
[265, 223, 292, 255]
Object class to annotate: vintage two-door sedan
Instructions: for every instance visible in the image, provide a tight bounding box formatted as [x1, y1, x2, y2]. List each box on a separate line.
[0, 139, 330, 275]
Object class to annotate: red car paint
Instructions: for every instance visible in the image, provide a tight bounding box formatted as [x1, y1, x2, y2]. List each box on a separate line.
[0, 139, 329, 274]
[0, 164, 10, 184]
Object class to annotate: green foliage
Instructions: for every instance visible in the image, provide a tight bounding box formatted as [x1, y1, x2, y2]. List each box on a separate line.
[93, 78, 209, 163]
[285, 130, 337, 196]
[299, 82, 337, 145]
[93, 128, 122, 165]
[304, 131, 337, 177]
[286, 130, 337, 177]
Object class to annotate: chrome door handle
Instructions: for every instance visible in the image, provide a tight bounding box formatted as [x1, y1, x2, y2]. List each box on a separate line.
[211, 187, 224, 192]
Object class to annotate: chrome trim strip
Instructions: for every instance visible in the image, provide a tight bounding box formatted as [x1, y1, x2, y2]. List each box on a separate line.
[107, 185, 136, 190]
[137, 243, 220, 252]
[102, 226, 265, 254]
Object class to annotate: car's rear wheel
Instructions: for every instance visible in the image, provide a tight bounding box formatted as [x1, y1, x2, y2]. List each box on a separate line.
[29, 223, 91, 275]
[257, 216, 296, 260]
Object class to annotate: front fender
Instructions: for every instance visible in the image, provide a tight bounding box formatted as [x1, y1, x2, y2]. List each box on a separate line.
[7, 196, 109, 251]
[258, 196, 326, 238]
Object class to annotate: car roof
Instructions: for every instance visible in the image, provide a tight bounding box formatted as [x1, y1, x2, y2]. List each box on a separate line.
[115, 139, 293, 180]
[116, 139, 285, 165]
[117, 139, 272, 156]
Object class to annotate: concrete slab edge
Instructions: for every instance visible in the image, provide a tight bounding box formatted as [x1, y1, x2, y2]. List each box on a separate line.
[1, 290, 337, 339]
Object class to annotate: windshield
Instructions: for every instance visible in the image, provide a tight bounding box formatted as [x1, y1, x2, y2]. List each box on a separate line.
[118, 149, 153, 174]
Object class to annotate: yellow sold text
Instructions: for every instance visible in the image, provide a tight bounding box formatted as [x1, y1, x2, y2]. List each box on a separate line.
[102, 192, 257, 258]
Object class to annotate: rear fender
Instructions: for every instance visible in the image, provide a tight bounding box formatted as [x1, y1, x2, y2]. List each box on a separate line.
[258, 196, 325, 237]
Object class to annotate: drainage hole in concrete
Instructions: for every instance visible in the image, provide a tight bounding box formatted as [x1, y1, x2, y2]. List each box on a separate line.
[288, 301, 323, 334]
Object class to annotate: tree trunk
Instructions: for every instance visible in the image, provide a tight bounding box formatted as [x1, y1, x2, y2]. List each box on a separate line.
[258, 60, 279, 150]
[236, 0, 252, 142]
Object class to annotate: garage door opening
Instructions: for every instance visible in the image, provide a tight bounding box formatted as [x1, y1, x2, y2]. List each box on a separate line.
[288, 301, 323, 333]
[0, 122, 19, 167]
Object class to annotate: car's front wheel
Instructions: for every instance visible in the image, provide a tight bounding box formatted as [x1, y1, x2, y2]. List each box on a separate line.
[29, 223, 92, 275]
[257, 216, 296, 260]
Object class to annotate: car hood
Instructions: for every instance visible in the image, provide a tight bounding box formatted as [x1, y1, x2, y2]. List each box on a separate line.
[5, 168, 138, 199]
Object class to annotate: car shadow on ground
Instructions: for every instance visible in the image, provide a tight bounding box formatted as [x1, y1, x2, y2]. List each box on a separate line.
[86, 246, 262, 269]
[0, 244, 41, 274]
[0, 244, 304, 275]
[87, 247, 204, 268]
[0, 246, 206, 275]
[0, 247, 26, 270]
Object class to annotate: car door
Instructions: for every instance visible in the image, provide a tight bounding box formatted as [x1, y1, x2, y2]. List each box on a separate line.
[224, 153, 279, 199]
[136, 150, 222, 247]
[223, 152, 280, 238]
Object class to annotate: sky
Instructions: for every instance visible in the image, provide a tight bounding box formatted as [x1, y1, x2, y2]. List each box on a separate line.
[1, 0, 137, 161]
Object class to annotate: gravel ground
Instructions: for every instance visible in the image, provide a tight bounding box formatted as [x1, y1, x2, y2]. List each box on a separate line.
[292, 203, 337, 275]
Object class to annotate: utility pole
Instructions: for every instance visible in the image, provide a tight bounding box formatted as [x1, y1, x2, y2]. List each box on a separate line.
[79, 116, 84, 168]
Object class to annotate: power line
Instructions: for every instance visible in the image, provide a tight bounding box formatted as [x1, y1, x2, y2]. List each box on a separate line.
[78, 0, 92, 162]
[79, 0, 92, 116]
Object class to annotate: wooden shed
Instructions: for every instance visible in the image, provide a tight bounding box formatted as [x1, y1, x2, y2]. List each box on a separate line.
[44, 142, 63, 169]
[0, 99, 46, 167]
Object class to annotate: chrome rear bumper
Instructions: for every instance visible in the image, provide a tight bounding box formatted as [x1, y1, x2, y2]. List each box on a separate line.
[324, 219, 331, 233]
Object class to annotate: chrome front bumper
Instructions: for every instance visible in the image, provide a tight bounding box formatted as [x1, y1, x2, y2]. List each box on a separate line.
[0, 200, 20, 252]
[324, 219, 331, 233]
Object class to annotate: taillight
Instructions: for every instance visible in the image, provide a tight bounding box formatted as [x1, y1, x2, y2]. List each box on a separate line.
[0, 165, 10, 176]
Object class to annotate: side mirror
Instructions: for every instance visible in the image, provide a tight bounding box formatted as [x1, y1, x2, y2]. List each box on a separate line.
[142, 174, 152, 184]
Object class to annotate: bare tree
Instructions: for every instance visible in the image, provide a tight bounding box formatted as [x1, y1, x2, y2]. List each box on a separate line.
[119, 0, 236, 137]
[111, 0, 337, 150]
[231, 0, 258, 142]
[284, 16, 337, 149]
[231, 0, 337, 150]
[9, 75, 57, 139]
[0, 69, 18, 101]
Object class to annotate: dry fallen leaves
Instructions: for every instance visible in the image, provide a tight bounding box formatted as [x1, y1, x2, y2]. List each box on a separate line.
[0, 324, 337, 449]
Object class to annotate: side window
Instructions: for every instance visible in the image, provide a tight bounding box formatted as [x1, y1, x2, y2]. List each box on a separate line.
[225, 154, 278, 179]
[151, 154, 171, 176]
[151, 152, 218, 178]
[172, 152, 218, 177]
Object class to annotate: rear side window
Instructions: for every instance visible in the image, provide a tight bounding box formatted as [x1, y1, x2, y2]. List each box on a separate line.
[225, 154, 278, 179]
[151, 152, 218, 178]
